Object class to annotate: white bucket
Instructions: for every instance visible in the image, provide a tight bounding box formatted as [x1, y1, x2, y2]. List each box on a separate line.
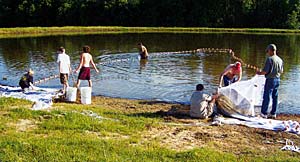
[66, 87, 77, 102]
[80, 87, 91, 104]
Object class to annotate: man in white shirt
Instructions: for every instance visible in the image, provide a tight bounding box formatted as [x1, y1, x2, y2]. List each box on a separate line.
[190, 84, 217, 119]
[57, 47, 71, 94]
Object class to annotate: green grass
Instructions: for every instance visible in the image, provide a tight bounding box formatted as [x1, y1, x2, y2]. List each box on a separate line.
[0, 26, 300, 38]
[0, 97, 299, 161]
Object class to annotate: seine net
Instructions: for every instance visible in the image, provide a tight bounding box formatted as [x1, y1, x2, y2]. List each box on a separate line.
[218, 75, 266, 116]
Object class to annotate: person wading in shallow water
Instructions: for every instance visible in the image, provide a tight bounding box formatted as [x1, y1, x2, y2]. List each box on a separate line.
[137, 42, 149, 59]
[57, 46, 71, 94]
[218, 61, 242, 88]
[75, 45, 99, 88]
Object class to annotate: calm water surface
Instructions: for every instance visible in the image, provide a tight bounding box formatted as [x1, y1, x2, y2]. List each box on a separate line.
[0, 33, 299, 114]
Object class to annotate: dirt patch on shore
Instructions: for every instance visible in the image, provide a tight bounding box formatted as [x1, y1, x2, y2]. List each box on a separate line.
[7, 119, 38, 132]
[92, 96, 300, 155]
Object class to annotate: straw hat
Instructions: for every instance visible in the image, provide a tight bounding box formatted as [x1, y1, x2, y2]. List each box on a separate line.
[28, 69, 34, 75]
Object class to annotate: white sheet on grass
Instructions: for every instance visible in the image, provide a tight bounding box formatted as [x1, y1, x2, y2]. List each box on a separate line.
[0, 85, 58, 110]
[213, 116, 300, 135]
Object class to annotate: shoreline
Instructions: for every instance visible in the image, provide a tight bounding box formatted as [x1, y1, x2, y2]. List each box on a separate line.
[1, 87, 300, 160]
[1, 26, 300, 38]
[0, 83, 297, 115]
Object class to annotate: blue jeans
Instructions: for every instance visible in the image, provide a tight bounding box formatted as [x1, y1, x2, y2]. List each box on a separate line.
[223, 75, 237, 87]
[261, 78, 280, 115]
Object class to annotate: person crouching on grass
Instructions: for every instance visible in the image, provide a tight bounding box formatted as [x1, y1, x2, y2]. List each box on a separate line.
[190, 84, 218, 119]
[19, 69, 35, 92]
[75, 45, 99, 88]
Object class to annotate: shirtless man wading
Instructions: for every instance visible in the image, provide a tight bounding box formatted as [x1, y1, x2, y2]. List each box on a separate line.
[137, 42, 149, 59]
[75, 45, 99, 88]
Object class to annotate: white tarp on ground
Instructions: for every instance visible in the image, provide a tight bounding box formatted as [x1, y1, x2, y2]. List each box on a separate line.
[219, 75, 266, 116]
[0, 85, 58, 110]
[213, 116, 300, 135]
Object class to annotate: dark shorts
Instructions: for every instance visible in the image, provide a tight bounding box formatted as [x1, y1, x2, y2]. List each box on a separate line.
[78, 67, 90, 80]
[60, 73, 69, 84]
[223, 75, 237, 87]
[140, 54, 148, 59]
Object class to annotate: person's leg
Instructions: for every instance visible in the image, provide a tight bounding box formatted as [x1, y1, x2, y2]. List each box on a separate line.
[63, 74, 69, 93]
[270, 78, 280, 115]
[261, 79, 272, 115]
[88, 80, 92, 87]
[223, 75, 230, 86]
[76, 80, 81, 88]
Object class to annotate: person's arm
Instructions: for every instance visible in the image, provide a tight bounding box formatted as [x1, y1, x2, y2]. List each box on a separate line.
[90, 55, 99, 73]
[67, 57, 72, 73]
[203, 93, 212, 101]
[29, 76, 35, 90]
[256, 70, 267, 75]
[280, 62, 284, 74]
[218, 67, 230, 87]
[237, 68, 242, 82]
[75, 54, 83, 73]
[257, 58, 270, 75]
[143, 46, 148, 56]
[57, 55, 61, 74]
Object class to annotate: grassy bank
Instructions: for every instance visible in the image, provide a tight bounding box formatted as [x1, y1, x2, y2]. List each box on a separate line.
[0, 96, 299, 161]
[0, 26, 300, 38]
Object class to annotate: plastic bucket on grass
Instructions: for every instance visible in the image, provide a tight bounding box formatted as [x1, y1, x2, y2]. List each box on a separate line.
[66, 87, 77, 102]
[80, 87, 91, 104]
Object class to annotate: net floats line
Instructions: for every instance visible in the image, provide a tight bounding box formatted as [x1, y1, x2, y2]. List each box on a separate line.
[33, 74, 59, 85]
[33, 48, 261, 85]
[148, 47, 262, 72]
[228, 50, 262, 72]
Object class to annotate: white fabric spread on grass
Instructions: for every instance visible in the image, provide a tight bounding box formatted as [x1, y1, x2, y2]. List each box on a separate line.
[213, 116, 300, 135]
[0, 85, 58, 110]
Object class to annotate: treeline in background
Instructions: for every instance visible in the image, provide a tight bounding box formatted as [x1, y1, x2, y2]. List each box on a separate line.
[1, 0, 300, 29]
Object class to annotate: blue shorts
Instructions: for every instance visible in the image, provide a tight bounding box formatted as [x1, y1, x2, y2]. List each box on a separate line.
[223, 75, 237, 86]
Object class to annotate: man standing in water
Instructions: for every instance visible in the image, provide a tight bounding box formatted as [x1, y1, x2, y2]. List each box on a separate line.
[257, 44, 283, 119]
[137, 42, 149, 59]
[75, 45, 99, 88]
[218, 61, 242, 87]
[57, 47, 71, 94]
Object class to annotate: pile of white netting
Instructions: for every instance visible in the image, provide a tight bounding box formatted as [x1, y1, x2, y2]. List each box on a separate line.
[219, 75, 266, 116]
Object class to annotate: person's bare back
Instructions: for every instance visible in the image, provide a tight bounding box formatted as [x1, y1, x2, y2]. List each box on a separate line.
[81, 53, 92, 67]
[75, 45, 99, 88]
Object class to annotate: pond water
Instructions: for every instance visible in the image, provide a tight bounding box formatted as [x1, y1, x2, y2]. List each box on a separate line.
[0, 33, 299, 114]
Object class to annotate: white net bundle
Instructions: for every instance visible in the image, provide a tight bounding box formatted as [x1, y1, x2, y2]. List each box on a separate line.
[218, 75, 266, 116]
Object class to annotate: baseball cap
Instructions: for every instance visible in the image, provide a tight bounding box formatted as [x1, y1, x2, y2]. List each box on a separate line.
[266, 44, 277, 52]
[235, 62, 241, 68]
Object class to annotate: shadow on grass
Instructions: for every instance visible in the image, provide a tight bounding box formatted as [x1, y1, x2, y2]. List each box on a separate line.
[126, 104, 191, 120]
[138, 101, 171, 105]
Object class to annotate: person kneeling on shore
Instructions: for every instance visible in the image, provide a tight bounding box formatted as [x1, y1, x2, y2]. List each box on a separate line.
[190, 84, 218, 119]
[19, 69, 35, 92]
